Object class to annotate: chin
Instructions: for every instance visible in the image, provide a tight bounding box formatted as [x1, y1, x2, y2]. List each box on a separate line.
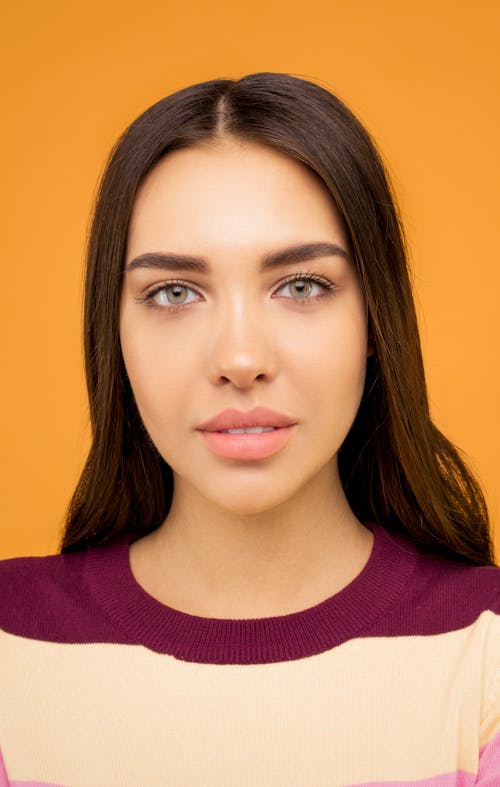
[203, 487, 295, 518]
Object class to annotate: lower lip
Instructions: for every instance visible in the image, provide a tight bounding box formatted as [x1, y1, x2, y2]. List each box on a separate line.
[198, 425, 296, 461]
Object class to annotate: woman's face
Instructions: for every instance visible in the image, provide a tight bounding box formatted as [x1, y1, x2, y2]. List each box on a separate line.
[120, 138, 369, 515]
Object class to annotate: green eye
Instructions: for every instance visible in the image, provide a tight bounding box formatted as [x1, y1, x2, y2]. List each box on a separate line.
[275, 272, 336, 301]
[153, 284, 197, 306]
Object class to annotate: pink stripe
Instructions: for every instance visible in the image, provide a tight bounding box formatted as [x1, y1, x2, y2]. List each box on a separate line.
[10, 783, 66, 787]
[346, 772, 475, 786]
[0, 746, 64, 787]
[476, 728, 500, 784]
[0, 748, 8, 787]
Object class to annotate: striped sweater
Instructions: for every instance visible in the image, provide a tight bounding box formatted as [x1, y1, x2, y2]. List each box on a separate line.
[0, 522, 498, 786]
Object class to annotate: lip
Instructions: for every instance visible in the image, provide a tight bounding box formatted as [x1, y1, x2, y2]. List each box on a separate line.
[198, 425, 296, 461]
[196, 407, 297, 432]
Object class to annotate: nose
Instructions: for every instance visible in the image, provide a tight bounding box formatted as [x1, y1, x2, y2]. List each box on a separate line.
[206, 301, 278, 389]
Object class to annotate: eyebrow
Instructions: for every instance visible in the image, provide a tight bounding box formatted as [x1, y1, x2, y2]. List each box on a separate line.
[125, 241, 350, 275]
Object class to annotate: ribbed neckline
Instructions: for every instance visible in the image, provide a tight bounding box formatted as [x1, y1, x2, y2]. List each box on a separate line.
[85, 522, 417, 665]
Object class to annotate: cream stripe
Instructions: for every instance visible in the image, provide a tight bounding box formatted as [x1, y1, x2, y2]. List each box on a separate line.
[0, 611, 498, 787]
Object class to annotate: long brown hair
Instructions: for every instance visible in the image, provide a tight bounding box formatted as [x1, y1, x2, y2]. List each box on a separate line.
[61, 72, 495, 565]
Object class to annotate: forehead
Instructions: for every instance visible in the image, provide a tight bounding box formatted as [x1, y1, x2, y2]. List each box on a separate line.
[127, 139, 349, 259]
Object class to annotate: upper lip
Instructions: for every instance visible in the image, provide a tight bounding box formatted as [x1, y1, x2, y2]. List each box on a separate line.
[197, 407, 297, 432]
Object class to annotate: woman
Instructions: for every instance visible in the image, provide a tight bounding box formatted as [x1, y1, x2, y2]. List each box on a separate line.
[0, 72, 498, 786]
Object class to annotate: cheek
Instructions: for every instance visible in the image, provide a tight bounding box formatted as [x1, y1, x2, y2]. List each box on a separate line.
[307, 359, 366, 432]
[291, 306, 367, 405]
[120, 317, 192, 428]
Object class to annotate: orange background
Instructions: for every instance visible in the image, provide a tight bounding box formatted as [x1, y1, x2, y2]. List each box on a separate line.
[1, 0, 498, 559]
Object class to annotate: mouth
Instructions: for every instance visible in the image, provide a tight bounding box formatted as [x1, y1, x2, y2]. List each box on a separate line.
[215, 426, 278, 434]
[198, 424, 296, 461]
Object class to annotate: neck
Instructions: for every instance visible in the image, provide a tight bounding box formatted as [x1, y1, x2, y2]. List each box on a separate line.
[129, 465, 373, 619]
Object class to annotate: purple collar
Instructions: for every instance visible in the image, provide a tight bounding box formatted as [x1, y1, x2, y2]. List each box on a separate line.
[85, 521, 417, 664]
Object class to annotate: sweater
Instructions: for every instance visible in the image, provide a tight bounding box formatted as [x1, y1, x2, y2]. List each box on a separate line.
[0, 521, 498, 787]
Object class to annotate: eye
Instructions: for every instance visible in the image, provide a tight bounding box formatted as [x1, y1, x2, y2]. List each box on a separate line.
[274, 272, 336, 301]
[142, 281, 200, 310]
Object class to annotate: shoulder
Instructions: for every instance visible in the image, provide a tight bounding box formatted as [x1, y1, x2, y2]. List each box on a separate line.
[373, 527, 500, 637]
[0, 547, 115, 643]
[411, 546, 500, 615]
[0, 547, 86, 597]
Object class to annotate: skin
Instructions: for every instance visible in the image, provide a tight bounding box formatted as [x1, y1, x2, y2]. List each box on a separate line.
[120, 136, 374, 619]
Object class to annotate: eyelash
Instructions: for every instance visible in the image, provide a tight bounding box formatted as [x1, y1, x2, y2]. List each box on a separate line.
[136, 271, 337, 313]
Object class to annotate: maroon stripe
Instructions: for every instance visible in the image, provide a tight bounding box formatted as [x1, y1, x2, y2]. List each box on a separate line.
[0, 523, 499, 664]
